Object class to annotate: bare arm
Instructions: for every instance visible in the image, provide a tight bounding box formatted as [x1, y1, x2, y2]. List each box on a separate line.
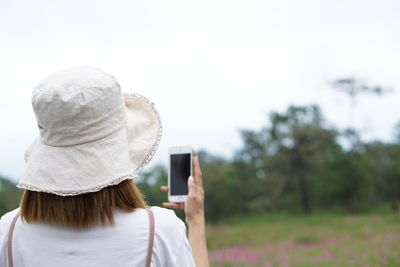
[186, 206, 208, 267]
[161, 156, 210, 267]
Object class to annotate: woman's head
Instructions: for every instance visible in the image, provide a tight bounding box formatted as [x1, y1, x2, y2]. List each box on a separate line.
[20, 179, 147, 228]
[19, 66, 162, 196]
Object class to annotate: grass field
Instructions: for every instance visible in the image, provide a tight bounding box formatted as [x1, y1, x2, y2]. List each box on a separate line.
[206, 209, 400, 267]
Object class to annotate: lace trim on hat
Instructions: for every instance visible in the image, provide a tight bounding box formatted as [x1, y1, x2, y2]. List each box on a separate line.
[123, 93, 163, 171]
[17, 173, 138, 196]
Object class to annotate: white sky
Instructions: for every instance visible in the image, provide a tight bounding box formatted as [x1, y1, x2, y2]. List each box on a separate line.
[1, 0, 399, 182]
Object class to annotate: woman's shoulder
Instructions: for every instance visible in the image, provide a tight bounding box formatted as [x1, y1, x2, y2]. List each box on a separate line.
[149, 206, 186, 233]
[0, 208, 20, 231]
[0, 208, 20, 261]
[148, 207, 194, 266]
[116, 206, 186, 234]
[150, 206, 183, 223]
[148, 206, 189, 248]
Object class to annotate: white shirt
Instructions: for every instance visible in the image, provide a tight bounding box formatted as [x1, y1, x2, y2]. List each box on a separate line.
[0, 207, 195, 267]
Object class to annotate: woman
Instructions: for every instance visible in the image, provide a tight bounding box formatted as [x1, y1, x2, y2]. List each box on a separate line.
[0, 66, 209, 267]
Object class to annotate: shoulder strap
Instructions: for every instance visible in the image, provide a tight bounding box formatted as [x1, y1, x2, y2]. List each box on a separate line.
[145, 208, 155, 267]
[7, 212, 20, 267]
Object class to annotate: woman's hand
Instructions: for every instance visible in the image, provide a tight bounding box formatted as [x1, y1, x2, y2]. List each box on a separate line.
[161, 155, 205, 224]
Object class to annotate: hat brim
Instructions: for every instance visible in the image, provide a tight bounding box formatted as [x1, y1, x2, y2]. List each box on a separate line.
[18, 93, 162, 196]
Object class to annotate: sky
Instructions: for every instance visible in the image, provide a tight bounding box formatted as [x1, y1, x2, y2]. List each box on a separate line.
[0, 0, 399, 182]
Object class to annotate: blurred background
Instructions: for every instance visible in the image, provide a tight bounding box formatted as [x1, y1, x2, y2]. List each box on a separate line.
[1, 0, 399, 266]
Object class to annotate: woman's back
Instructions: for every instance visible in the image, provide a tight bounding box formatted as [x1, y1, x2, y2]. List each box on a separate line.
[1, 67, 209, 267]
[0, 207, 195, 267]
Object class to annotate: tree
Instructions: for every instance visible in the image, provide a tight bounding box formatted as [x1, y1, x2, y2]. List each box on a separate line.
[366, 141, 400, 212]
[0, 176, 22, 217]
[332, 77, 391, 130]
[234, 105, 340, 214]
[267, 105, 340, 214]
[318, 151, 373, 212]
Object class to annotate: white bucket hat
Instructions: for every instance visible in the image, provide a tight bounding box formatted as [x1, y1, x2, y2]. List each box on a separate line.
[17, 66, 162, 196]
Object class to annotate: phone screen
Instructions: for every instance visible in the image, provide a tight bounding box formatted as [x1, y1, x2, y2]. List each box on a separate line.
[170, 153, 191, 195]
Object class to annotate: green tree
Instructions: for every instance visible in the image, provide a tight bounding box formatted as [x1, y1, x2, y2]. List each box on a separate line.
[267, 105, 340, 213]
[332, 77, 391, 130]
[137, 164, 168, 206]
[0, 176, 22, 217]
[317, 151, 373, 212]
[234, 105, 340, 214]
[366, 141, 400, 212]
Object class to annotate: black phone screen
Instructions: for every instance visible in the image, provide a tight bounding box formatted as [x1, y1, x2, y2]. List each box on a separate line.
[170, 153, 191, 195]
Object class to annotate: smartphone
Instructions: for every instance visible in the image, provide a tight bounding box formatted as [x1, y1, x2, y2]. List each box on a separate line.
[168, 146, 193, 203]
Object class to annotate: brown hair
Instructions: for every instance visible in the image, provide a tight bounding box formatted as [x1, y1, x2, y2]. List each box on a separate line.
[20, 179, 147, 229]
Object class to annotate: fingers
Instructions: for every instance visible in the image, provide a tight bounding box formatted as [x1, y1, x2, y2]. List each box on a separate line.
[160, 186, 169, 192]
[162, 202, 184, 210]
[160, 186, 185, 210]
[161, 187, 184, 209]
[193, 156, 203, 187]
[187, 176, 197, 194]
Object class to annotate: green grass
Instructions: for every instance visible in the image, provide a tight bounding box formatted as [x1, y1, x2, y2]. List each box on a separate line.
[206, 210, 400, 267]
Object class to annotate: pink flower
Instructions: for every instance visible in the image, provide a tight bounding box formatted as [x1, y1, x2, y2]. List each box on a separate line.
[380, 258, 388, 265]
[209, 245, 261, 264]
